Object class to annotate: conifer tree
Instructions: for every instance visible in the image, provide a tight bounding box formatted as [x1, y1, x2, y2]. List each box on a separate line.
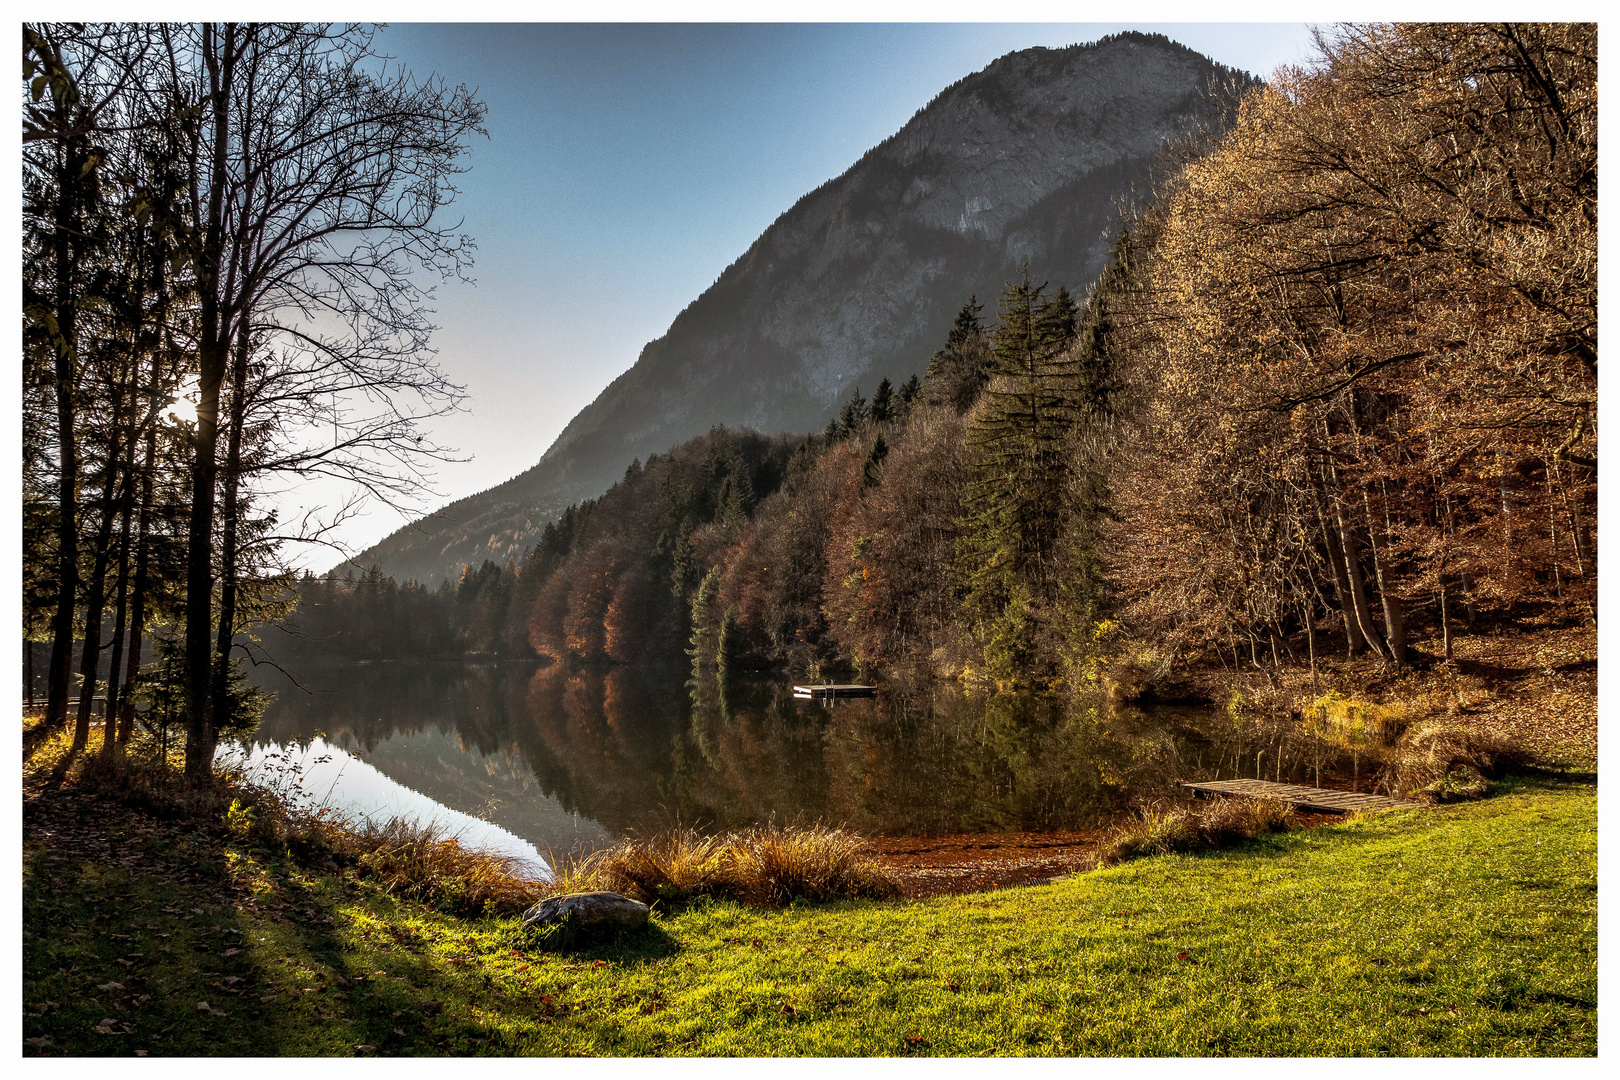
[925, 296, 993, 412]
[955, 268, 1080, 681]
[860, 434, 889, 497]
[688, 565, 723, 676]
[897, 374, 922, 415]
[870, 378, 894, 424]
[837, 386, 869, 435]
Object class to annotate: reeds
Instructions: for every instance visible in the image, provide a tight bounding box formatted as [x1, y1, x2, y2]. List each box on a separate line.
[1100, 796, 1296, 864]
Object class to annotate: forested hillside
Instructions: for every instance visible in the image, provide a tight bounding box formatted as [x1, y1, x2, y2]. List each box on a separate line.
[349, 32, 1259, 586]
[292, 24, 1595, 694]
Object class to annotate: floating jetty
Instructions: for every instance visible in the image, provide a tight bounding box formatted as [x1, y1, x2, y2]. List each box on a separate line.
[1181, 778, 1421, 814]
[792, 684, 877, 699]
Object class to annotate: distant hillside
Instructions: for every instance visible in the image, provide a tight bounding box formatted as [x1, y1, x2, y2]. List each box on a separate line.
[351, 32, 1259, 584]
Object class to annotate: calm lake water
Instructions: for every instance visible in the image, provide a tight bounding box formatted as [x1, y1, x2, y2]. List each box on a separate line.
[230, 661, 1244, 871]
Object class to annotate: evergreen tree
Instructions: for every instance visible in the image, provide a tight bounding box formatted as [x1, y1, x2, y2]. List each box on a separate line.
[924, 296, 993, 412]
[837, 386, 869, 436]
[859, 434, 889, 497]
[716, 608, 741, 683]
[688, 564, 723, 676]
[955, 268, 1081, 682]
[897, 374, 922, 415]
[870, 378, 894, 424]
[716, 464, 756, 529]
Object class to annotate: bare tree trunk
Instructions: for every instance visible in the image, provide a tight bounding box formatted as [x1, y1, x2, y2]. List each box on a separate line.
[46, 135, 85, 735]
[118, 381, 159, 746]
[209, 323, 251, 757]
[101, 467, 136, 756]
[1303, 600, 1318, 686]
[1310, 467, 1363, 656]
[1439, 581, 1453, 661]
[1362, 491, 1406, 665]
[183, 22, 238, 783]
[72, 452, 120, 754]
[1335, 507, 1387, 661]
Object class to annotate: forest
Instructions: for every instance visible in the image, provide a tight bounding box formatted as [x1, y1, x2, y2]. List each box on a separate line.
[25, 23, 1597, 775]
[293, 23, 1595, 696]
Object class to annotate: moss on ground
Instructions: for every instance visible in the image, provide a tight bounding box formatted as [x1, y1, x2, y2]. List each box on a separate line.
[23, 775, 1594, 1056]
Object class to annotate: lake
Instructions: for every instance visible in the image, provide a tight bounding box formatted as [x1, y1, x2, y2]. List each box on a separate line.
[230, 661, 1255, 874]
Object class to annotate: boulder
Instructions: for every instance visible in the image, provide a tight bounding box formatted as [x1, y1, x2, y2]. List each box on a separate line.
[522, 891, 649, 936]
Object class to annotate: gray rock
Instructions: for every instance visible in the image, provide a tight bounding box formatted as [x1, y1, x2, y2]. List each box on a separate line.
[522, 891, 649, 936]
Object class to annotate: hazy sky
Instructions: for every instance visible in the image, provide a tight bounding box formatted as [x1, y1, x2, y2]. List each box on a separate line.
[283, 22, 1322, 566]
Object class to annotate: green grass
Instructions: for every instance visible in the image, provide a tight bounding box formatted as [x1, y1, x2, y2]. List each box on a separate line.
[23, 776, 1595, 1056]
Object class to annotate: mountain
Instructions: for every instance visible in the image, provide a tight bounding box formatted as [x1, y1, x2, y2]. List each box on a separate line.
[350, 32, 1259, 585]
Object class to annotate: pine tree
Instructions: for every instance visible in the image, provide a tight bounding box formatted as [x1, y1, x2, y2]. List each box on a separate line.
[897, 374, 921, 414]
[859, 433, 889, 497]
[716, 608, 741, 683]
[870, 378, 894, 424]
[955, 268, 1081, 682]
[688, 565, 723, 676]
[837, 386, 869, 435]
[924, 296, 992, 412]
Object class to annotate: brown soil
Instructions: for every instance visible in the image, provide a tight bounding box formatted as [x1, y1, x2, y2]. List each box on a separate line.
[867, 830, 1105, 899]
[869, 813, 1345, 899]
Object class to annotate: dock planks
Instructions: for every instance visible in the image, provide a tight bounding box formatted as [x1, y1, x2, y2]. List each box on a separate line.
[792, 684, 877, 698]
[1181, 778, 1422, 814]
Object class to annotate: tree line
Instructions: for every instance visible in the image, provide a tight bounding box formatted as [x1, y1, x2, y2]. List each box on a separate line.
[22, 23, 485, 775]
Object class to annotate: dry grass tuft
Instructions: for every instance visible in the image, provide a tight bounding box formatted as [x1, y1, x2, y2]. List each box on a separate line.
[1379, 722, 1528, 803]
[1198, 795, 1295, 845]
[548, 824, 900, 908]
[1101, 796, 1296, 865]
[586, 828, 736, 904]
[725, 824, 901, 905]
[342, 818, 548, 916]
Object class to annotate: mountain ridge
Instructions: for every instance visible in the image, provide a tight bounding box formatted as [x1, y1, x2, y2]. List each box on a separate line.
[348, 32, 1259, 585]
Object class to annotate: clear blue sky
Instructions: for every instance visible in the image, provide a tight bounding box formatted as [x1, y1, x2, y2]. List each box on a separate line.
[288, 22, 1321, 563]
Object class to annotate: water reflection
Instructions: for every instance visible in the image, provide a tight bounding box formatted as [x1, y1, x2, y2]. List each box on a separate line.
[247, 661, 1240, 858]
[216, 736, 553, 873]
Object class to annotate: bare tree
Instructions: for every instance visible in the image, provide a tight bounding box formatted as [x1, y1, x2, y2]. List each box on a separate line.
[140, 23, 484, 777]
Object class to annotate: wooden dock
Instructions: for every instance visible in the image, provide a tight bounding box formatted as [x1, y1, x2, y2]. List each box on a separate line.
[1181, 778, 1422, 815]
[793, 683, 876, 699]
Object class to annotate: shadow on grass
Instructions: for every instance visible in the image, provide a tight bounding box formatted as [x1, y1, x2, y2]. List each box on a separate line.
[525, 921, 682, 962]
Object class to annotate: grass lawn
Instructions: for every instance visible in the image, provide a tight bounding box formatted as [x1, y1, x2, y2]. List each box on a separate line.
[23, 775, 1595, 1056]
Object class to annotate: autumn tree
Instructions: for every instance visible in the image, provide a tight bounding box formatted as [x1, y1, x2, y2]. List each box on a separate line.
[1108, 22, 1596, 668]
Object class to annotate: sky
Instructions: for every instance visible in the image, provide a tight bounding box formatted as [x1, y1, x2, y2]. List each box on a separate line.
[273, 21, 1324, 567]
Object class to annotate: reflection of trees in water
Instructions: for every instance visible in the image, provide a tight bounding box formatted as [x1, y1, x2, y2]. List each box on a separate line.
[252, 662, 1230, 841]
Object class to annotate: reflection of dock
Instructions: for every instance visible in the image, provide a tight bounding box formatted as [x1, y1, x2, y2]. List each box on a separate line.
[1181, 779, 1421, 814]
[793, 684, 876, 699]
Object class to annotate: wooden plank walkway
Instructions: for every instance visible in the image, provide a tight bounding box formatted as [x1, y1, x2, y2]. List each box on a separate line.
[792, 684, 877, 698]
[1181, 778, 1422, 815]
